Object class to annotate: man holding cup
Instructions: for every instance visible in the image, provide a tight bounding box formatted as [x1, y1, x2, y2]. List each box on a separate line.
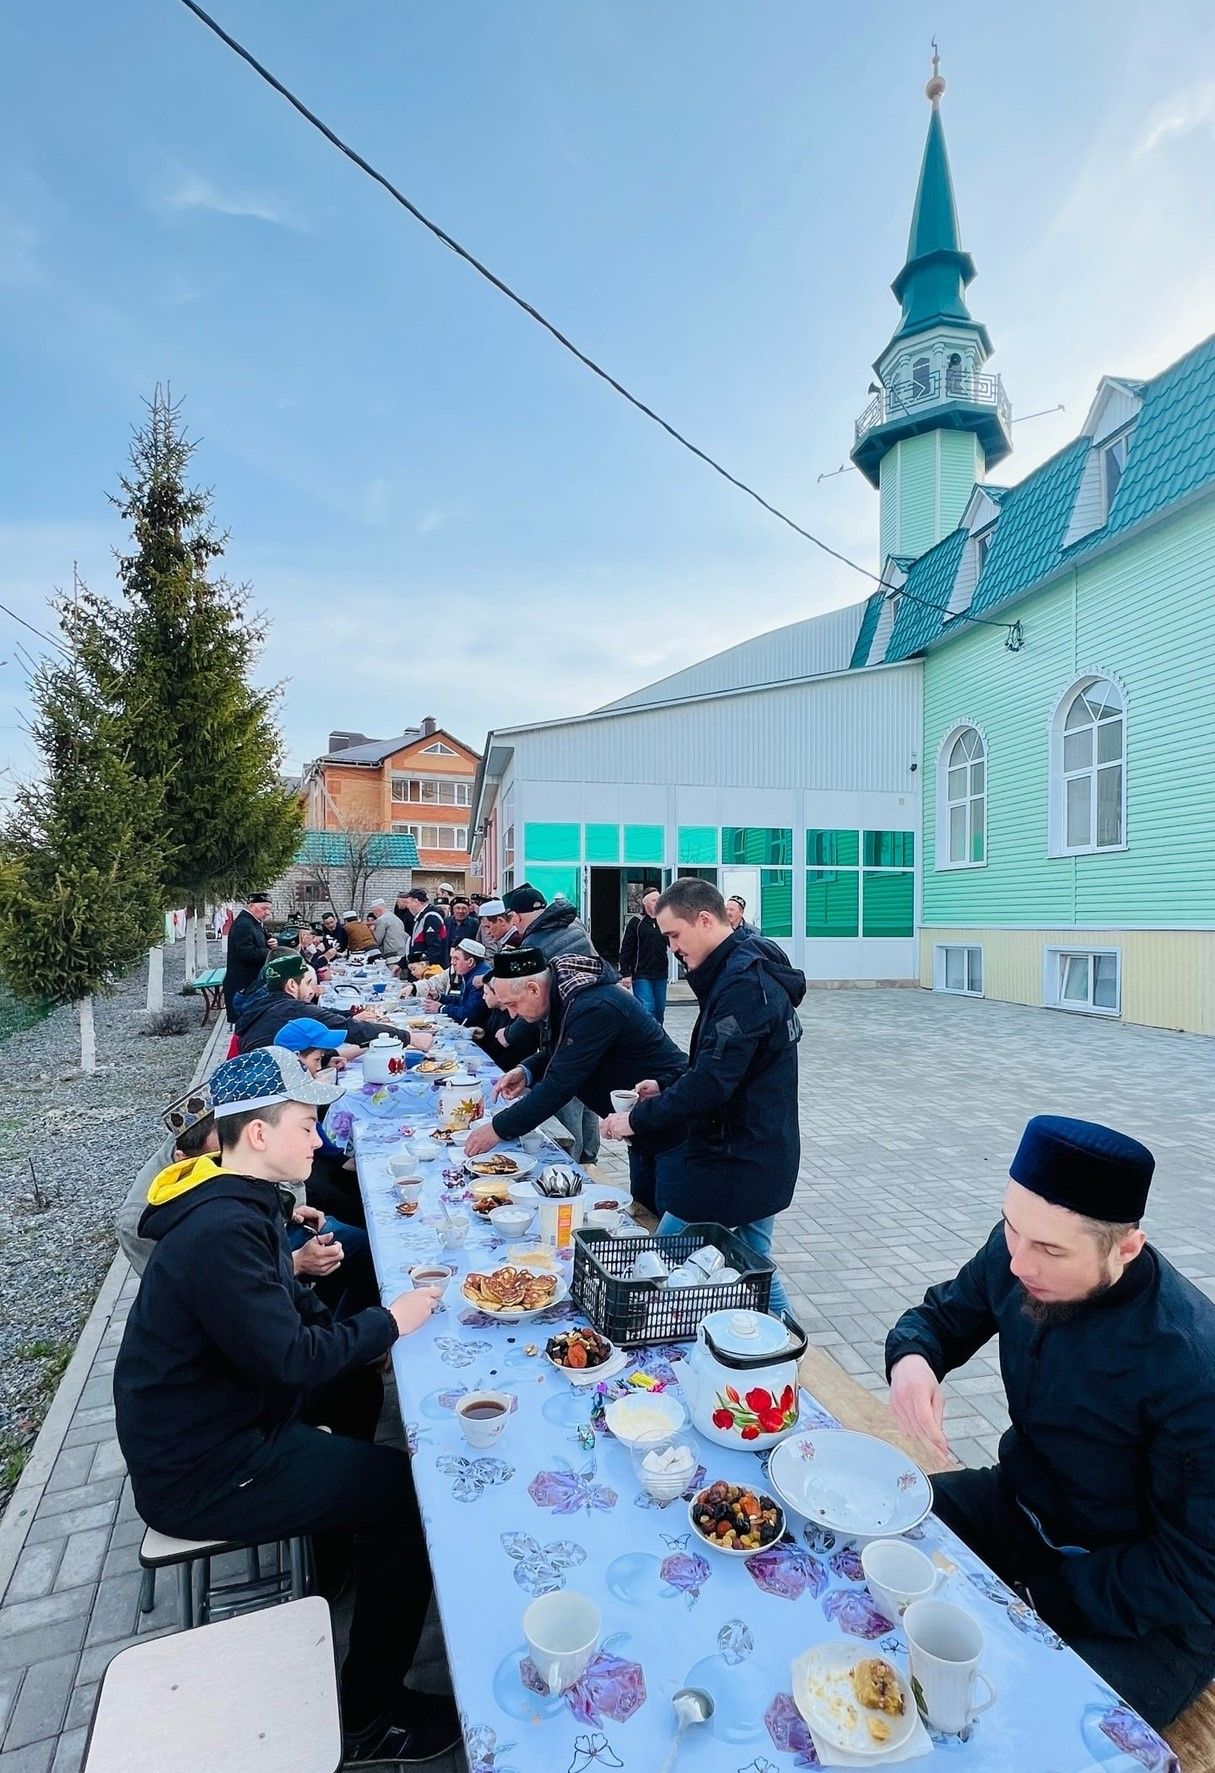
[886, 1114, 1215, 1729]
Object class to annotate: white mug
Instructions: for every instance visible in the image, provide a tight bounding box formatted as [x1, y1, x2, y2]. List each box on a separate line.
[455, 1391, 512, 1449]
[861, 1538, 942, 1622]
[903, 1599, 997, 1735]
[522, 1591, 601, 1695]
[609, 1089, 639, 1115]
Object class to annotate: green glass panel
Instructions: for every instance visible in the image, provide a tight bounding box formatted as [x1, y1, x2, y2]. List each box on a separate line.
[623, 824, 664, 865]
[524, 822, 580, 862]
[722, 826, 793, 866]
[806, 828, 860, 867]
[525, 866, 581, 914]
[862, 870, 914, 937]
[584, 823, 619, 863]
[677, 825, 718, 865]
[760, 869, 793, 939]
[863, 830, 916, 868]
[805, 869, 859, 938]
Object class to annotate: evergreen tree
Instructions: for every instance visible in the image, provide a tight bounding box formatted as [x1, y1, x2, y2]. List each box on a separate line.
[0, 657, 165, 1071]
[62, 390, 302, 926]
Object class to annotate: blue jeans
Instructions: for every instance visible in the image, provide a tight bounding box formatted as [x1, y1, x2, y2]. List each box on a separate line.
[656, 1209, 791, 1319]
[631, 976, 668, 1024]
[288, 1219, 370, 1263]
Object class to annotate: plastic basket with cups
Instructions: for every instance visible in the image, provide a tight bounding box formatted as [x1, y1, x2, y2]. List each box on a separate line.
[571, 1222, 773, 1347]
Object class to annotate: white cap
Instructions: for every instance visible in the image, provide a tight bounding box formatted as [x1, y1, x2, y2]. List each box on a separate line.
[478, 899, 507, 918]
[458, 938, 488, 959]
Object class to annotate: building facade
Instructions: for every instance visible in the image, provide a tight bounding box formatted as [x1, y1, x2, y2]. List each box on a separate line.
[305, 718, 483, 894]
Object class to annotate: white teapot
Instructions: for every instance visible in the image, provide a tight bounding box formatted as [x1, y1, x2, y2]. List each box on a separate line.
[362, 1032, 406, 1086]
[439, 1074, 484, 1130]
[681, 1309, 807, 1451]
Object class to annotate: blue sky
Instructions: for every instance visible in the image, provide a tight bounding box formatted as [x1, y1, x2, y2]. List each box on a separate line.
[2, 1, 1214, 780]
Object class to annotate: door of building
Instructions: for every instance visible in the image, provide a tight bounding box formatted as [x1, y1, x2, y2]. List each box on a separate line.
[721, 866, 760, 927]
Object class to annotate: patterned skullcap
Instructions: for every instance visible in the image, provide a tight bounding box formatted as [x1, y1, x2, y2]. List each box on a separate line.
[208, 1048, 340, 1120]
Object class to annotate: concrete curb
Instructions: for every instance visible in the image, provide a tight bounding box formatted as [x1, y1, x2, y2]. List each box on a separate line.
[0, 1010, 231, 1605]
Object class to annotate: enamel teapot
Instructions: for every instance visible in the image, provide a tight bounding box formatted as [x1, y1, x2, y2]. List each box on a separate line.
[681, 1309, 807, 1450]
[362, 1032, 407, 1086]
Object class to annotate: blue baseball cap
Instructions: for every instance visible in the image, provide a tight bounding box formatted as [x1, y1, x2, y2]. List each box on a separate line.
[271, 1018, 346, 1055]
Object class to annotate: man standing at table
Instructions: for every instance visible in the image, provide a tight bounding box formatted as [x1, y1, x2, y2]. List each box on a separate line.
[886, 1115, 1215, 1729]
[367, 897, 408, 961]
[619, 887, 670, 1025]
[222, 891, 275, 1020]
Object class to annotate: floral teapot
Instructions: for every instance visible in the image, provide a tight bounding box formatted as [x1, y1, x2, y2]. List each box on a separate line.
[362, 1033, 407, 1085]
[681, 1309, 807, 1450]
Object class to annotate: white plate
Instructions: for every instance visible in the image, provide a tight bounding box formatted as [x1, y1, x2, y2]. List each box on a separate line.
[768, 1430, 932, 1542]
[792, 1644, 916, 1758]
[459, 1273, 569, 1320]
[603, 1391, 686, 1446]
[463, 1154, 537, 1183]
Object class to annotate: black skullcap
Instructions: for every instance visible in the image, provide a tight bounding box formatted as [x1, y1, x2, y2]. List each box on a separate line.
[1010, 1115, 1154, 1224]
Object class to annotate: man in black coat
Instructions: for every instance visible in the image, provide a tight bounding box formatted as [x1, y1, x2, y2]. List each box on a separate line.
[619, 888, 670, 1025]
[604, 878, 804, 1314]
[113, 1048, 457, 1765]
[235, 954, 387, 1052]
[462, 948, 687, 1207]
[222, 893, 275, 1019]
[402, 888, 449, 966]
[446, 897, 480, 948]
[886, 1115, 1215, 1730]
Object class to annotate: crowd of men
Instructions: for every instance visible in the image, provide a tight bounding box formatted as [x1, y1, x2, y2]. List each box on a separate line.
[105, 874, 1215, 1759]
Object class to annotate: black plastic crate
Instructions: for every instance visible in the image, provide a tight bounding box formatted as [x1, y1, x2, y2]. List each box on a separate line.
[571, 1221, 774, 1347]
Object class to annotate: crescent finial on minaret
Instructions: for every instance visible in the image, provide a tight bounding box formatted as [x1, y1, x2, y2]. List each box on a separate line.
[925, 39, 946, 106]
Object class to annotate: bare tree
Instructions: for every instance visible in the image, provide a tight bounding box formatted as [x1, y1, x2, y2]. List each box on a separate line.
[308, 827, 395, 918]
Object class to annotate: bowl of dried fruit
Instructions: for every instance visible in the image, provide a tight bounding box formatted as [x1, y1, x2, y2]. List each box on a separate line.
[688, 1480, 785, 1557]
[545, 1327, 615, 1378]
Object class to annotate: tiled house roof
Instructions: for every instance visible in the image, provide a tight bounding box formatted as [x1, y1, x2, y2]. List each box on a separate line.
[296, 831, 420, 868]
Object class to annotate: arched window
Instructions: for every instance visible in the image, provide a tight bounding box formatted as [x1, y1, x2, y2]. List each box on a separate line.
[1052, 677, 1125, 852]
[937, 725, 986, 867]
[912, 356, 931, 399]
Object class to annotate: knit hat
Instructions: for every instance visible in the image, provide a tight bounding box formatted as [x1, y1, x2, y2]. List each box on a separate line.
[478, 899, 507, 918]
[457, 938, 488, 960]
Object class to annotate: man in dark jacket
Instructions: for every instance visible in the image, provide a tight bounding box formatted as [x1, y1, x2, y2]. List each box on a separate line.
[885, 1115, 1215, 1730]
[221, 892, 275, 1019]
[604, 879, 804, 1313]
[440, 938, 492, 1025]
[619, 888, 669, 1024]
[113, 1048, 457, 1765]
[446, 897, 480, 948]
[235, 954, 387, 1052]
[463, 948, 687, 1207]
[402, 888, 449, 966]
[502, 884, 602, 1163]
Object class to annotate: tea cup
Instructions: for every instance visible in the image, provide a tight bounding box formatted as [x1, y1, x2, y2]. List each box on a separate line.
[861, 1539, 942, 1623]
[903, 1599, 997, 1734]
[609, 1089, 639, 1115]
[393, 1179, 423, 1207]
[436, 1211, 470, 1251]
[522, 1590, 601, 1695]
[390, 1155, 422, 1181]
[409, 1263, 453, 1300]
[455, 1390, 512, 1449]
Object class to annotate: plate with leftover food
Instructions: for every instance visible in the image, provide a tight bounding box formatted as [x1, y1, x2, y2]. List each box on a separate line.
[792, 1646, 915, 1757]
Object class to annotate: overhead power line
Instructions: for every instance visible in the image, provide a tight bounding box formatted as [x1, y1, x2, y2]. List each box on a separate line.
[176, 0, 1023, 646]
[0, 600, 67, 654]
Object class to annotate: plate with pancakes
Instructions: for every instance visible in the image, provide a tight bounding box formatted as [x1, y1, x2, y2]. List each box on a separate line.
[461, 1265, 567, 1319]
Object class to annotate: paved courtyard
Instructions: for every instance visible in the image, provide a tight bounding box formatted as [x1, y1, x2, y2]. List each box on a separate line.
[1, 989, 1212, 1766]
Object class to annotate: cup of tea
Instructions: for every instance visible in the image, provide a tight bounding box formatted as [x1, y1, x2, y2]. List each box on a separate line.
[393, 1179, 423, 1207]
[455, 1391, 512, 1449]
[522, 1590, 601, 1695]
[436, 1212, 470, 1251]
[409, 1263, 453, 1300]
[861, 1539, 942, 1623]
[903, 1600, 997, 1734]
[609, 1089, 639, 1115]
[390, 1155, 422, 1181]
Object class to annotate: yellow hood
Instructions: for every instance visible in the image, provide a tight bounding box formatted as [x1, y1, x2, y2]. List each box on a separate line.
[146, 1153, 231, 1207]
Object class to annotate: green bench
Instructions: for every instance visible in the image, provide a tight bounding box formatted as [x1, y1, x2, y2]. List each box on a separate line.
[183, 967, 226, 1024]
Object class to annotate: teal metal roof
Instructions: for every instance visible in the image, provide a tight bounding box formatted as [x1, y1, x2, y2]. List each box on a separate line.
[849, 591, 884, 669]
[884, 528, 968, 662]
[888, 104, 989, 353]
[969, 437, 1091, 615]
[296, 831, 420, 869]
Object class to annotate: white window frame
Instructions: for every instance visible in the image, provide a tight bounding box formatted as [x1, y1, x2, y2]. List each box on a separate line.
[1047, 671, 1128, 857]
[1043, 946, 1121, 1017]
[934, 943, 984, 997]
[935, 721, 988, 871]
[391, 775, 471, 807]
[1100, 424, 1135, 517]
[421, 740, 458, 755]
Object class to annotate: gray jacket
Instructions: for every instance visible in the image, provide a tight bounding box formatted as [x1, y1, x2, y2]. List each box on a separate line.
[372, 910, 408, 958]
[116, 1138, 174, 1276]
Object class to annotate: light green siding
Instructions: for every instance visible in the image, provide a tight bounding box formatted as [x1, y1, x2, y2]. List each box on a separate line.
[879, 430, 983, 563]
[939, 430, 983, 536]
[922, 498, 1215, 928]
[879, 462, 900, 563]
[896, 433, 938, 560]
[623, 824, 664, 865]
[585, 823, 619, 863]
[524, 822, 580, 862]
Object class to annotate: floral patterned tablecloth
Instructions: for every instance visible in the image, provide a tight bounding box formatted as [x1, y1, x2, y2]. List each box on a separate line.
[348, 1030, 1176, 1773]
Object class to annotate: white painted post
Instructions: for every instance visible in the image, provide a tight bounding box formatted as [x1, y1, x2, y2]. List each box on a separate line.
[183, 910, 198, 986]
[145, 944, 164, 1013]
[79, 993, 96, 1074]
[193, 913, 207, 975]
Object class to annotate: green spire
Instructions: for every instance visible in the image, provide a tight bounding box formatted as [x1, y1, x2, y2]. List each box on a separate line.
[888, 64, 986, 349]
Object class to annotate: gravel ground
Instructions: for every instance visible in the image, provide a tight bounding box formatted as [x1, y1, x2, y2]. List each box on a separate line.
[0, 942, 215, 1500]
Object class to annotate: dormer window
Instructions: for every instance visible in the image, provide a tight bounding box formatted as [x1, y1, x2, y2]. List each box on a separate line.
[975, 527, 993, 576]
[1102, 429, 1133, 510]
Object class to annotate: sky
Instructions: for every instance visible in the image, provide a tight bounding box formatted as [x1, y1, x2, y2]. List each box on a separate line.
[2, 1, 1214, 782]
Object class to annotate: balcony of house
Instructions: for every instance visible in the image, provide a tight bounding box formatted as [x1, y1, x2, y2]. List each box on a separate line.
[851, 367, 1012, 484]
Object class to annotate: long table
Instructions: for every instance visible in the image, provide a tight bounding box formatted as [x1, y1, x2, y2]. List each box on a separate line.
[328, 979, 1176, 1772]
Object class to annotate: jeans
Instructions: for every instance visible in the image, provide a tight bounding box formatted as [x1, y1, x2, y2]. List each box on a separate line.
[556, 1099, 601, 1165]
[656, 1209, 791, 1319]
[933, 1466, 1215, 1729]
[288, 1222, 378, 1311]
[627, 1140, 687, 1216]
[631, 976, 668, 1025]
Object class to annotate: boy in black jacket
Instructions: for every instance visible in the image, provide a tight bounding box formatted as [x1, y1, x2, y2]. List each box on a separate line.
[113, 1047, 458, 1767]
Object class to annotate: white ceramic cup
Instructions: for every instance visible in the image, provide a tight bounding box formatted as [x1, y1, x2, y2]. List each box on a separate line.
[390, 1156, 422, 1181]
[609, 1089, 639, 1115]
[393, 1179, 423, 1206]
[409, 1263, 453, 1299]
[436, 1212, 470, 1250]
[903, 1599, 997, 1735]
[861, 1538, 942, 1622]
[455, 1391, 512, 1449]
[522, 1591, 601, 1695]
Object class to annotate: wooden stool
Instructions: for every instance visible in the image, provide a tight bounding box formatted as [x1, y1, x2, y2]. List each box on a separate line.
[83, 1595, 341, 1773]
[140, 1527, 311, 1629]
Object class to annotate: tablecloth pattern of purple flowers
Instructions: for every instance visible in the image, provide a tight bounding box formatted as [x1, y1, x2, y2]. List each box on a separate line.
[349, 1037, 1175, 1773]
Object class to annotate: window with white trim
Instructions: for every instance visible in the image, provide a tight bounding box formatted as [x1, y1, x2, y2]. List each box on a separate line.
[934, 944, 983, 996]
[1101, 429, 1133, 512]
[1044, 947, 1120, 1016]
[1050, 677, 1125, 854]
[421, 741, 457, 755]
[391, 776, 471, 806]
[392, 822, 465, 849]
[937, 725, 986, 867]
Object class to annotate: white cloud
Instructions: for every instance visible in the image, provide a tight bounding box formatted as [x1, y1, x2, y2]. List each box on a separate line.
[159, 172, 302, 229]
[416, 509, 446, 537]
[1137, 80, 1215, 157]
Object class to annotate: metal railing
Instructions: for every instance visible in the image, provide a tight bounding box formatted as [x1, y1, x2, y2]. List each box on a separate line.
[855, 370, 1010, 442]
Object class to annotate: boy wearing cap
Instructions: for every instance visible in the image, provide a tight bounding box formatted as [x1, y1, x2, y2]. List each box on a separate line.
[886, 1114, 1215, 1728]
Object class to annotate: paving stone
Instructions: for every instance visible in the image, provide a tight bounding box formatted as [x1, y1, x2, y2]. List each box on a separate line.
[0, 1740, 55, 1773]
[85, 1443, 125, 1486]
[2, 1655, 77, 1752]
[49, 1729, 87, 1773]
[0, 1618, 88, 1680]
[0, 1676, 18, 1743]
[0, 1596, 91, 1646]
[34, 1484, 122, 1526]
[52, 1532, 109, 1596]
[83, 1577, 143, 1650]
[2, 1548, 62, 1609]
[60, 1689, 95, 1737]
[41, 1451, 94, 1502]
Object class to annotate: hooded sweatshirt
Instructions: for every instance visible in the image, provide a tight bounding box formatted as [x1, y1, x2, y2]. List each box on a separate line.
[113, 1165, 397, 1528]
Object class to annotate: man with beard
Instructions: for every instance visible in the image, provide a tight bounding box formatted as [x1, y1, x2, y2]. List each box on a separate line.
[885, 1115, 1215, 1729]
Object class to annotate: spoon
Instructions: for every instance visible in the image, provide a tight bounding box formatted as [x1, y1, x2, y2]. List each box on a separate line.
[657, 1687, 714, 1773]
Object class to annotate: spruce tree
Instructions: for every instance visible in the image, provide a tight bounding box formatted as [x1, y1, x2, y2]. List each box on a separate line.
[0, 656, 165, 1071]
[62, 391, 302, 957]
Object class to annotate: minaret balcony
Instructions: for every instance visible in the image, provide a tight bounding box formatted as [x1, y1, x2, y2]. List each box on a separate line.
[851, 368, 1012, 486]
